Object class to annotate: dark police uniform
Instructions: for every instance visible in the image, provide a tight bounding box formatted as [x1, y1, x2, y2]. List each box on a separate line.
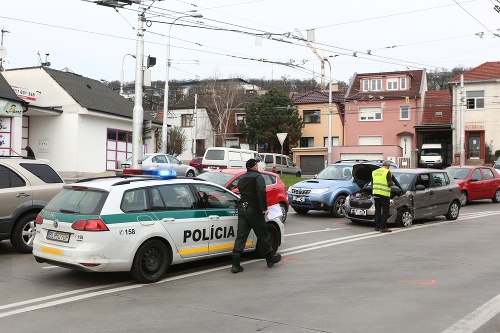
[231, 159, 280, 273]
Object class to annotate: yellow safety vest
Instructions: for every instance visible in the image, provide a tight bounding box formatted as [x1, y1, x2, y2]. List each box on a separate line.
[372, 167, 391, 197]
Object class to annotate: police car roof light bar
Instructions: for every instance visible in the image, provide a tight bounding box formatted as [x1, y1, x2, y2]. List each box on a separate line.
[122, 168, 177, 179]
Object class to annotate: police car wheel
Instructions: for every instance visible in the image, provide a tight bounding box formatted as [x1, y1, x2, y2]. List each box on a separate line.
[131, 239, 170, 283]
[255, 224, 279, 258]
[11, 212, 37, 254]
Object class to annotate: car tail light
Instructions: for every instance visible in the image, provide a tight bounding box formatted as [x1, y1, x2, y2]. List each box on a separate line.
[72, 219, 109, 231]
[272, 166, 276, 172]
[36, 213, 44, 225]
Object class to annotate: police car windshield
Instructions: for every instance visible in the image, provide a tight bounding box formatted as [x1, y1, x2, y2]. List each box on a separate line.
[316, 165, 352, 180]
[196, 172, 235, 187]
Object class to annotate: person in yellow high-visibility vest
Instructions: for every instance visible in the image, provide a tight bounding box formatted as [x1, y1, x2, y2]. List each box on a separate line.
[372, 160, 396, 232]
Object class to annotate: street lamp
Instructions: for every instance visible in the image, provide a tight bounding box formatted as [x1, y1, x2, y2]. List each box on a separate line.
[162, 13, 203, 154]
[120, 53, 136, 96]
[324, 58, 333, 166]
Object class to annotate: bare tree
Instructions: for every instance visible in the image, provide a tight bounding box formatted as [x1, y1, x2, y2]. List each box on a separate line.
[198, 75, 247, 147]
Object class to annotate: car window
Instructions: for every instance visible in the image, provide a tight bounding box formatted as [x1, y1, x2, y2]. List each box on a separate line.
[432, 172, 449, 187]
[286, 157, 294, 167]
[157, 184, 195, 210]
[394, 173, 414, 191]
[264, 155, 273, 164]
[262, 174, 276, 186]
[168, 156, 181, 165]
[471, 169, 482, 181]
[317, 165, 348, 180]
[415, 174, 430, 188]
[152, 155, 168, 163]
[20, 163, 64, 183]
[0, 165, 26, 189]
[447, 168, 470, 180]
[482, 168, 495, 180]
[194, 184, 238, 209]
[196, 172, 235, 187]
[122, 188, 149, 212]
[46, 188, 107, 215]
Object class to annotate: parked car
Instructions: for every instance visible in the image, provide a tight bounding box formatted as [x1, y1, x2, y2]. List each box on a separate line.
[196, 168, 289, 222]
[189, 157, 203, 173]
[260, 153, 302, 177]
[446, 165, 500, 206]
[115, 153, 197, 177]
[33, 169, 284, 283]
[287, 160, 397, 217]
[493, 157, 500, 171]
[202, 147, 265, 171]
[0, 157, 65, 253]
[344, 165, 461, 228]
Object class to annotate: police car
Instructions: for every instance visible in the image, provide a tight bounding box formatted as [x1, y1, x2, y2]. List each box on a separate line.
[32, 169, 284, 283]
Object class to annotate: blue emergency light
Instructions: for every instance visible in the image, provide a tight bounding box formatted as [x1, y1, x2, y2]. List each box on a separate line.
[122, 168, 177, 179]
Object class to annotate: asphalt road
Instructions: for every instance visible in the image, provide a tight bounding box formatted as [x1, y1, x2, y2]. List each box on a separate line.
[2, 201, 500, 333]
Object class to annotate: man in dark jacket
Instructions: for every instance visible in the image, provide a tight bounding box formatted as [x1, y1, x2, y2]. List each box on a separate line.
[230, 158, 281, 273]
[25, 146, 35, 159]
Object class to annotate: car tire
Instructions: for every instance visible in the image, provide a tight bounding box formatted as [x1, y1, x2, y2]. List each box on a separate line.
[493, 189, 500, 203]
[293, 207, 309, 214]
[131, 239, 170, 283]
[395, 208, 413, 228]
[295, 171, 301, 177]
[11, 212, 38, 254]
[255, 223, 279, 258]
[445, 200, 460, 220]
[186, 170, 196, 177]
[279, 203, 288, 223]
[460, 191, 467, 207]
[330, 195, 346, 218]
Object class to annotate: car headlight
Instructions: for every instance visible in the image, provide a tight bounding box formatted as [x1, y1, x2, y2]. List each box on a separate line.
[309, 188, 329, 194]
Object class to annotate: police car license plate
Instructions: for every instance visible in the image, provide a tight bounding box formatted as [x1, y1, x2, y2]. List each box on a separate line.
[46, 230, 70, 243]
[293, 196, 305, 202]
[351, 208, 366, 216]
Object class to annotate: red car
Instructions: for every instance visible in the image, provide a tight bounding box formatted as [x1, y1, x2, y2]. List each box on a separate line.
[197, 168, 289, 222]
[189, 157, 203, 173]
[446, 165, 500, 206]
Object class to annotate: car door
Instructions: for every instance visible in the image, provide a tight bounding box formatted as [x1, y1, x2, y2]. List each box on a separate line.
[192, 183, 241, 255]
[480, 168, 498, 199]
[166, 155, 186, 175]
[412, 173, 435, 218]
[430, 172, 453, 215]
[154, 184, 209, 258]
[467, 168, 484, 200]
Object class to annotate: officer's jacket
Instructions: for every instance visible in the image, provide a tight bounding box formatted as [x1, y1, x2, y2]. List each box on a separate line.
[237, 169, 268, 212]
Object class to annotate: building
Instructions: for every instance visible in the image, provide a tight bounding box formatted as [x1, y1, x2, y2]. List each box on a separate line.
[342, 70, 427, 167]
[1, 66, 160, 178]
[449, 61, 500, 165]
[290, 88, 345, 175]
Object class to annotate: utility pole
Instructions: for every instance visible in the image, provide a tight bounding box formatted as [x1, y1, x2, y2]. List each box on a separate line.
[92, 0, 145, 169]
[295, 28, 325, 89]
[460, 74, 465, 165]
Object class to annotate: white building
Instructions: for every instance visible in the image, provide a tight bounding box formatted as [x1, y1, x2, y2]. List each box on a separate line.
[1, 67, 161, 178]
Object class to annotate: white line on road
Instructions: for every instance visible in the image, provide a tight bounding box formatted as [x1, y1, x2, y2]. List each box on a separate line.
[442, 294, 500, 333]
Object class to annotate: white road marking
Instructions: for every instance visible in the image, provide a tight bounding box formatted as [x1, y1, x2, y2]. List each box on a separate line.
[2, 210, 500, 320]
[442, 294, 500, 333]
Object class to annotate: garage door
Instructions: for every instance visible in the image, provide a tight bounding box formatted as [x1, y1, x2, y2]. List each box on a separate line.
[300, 156, 325, 175]
[340, 153, 383, 161]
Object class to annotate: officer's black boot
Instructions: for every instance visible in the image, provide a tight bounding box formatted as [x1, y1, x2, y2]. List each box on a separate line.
[266, 253, 281, 268]
[231, 257, 244, 273]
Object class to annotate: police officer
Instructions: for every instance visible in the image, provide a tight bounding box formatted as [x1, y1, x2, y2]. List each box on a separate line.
[231, 158, 281, 273]
[372, 160, 395, 232]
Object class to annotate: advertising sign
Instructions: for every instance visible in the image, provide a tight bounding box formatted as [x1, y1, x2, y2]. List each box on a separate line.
[0, 100, 23, 117]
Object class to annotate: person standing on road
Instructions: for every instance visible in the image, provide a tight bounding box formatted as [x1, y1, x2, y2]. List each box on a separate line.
[25, 146, 35, 159]
[372, 160, 395, 233]
[230, 158, 281, 273]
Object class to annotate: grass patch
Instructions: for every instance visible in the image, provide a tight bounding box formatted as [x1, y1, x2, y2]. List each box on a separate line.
[279, 173, 306, 188]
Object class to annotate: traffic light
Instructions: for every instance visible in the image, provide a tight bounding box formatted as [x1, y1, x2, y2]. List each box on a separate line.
[147, 55, 156, 68]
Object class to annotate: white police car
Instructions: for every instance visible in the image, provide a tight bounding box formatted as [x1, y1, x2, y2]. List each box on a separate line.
[33, 169, 284, 283]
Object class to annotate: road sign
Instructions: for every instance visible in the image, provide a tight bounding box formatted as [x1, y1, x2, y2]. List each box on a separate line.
[277, 133, 287, 145]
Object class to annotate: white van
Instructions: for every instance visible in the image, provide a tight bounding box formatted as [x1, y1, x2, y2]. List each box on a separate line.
[260, 153, 302, 177]
[419, 143, 443, 168]
[202, 147, 265, 171]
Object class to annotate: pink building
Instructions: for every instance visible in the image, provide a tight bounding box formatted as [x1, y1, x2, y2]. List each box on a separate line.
[339, 70, 427, 167]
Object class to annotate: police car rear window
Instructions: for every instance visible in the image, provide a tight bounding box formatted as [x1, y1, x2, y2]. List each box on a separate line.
[45, 188, 108, 215]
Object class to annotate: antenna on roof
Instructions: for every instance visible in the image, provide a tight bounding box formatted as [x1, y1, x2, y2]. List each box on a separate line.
[37, 52, 51, 67]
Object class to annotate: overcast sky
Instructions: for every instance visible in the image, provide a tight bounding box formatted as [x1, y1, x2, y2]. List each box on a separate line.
[1, 0, 499, 86]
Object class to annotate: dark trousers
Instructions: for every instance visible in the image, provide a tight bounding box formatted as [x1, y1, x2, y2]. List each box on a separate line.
[374, 196, 390, 229]
[232, 206, 272, 259]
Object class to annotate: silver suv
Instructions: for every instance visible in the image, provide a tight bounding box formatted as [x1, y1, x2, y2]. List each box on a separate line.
[0, 157, 64, 253]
